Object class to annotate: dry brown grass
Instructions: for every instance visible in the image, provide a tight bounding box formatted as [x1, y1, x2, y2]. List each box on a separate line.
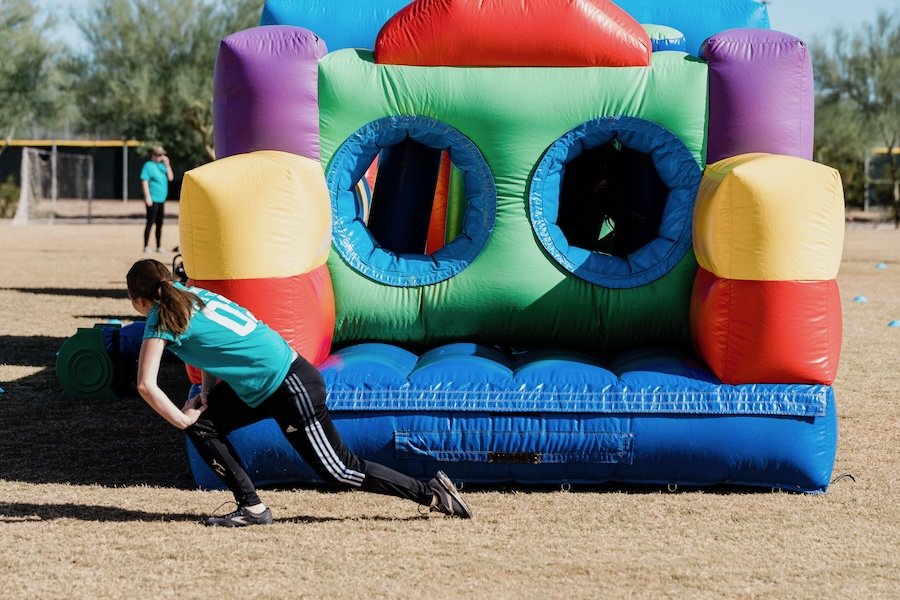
[1, 213, 898, 599]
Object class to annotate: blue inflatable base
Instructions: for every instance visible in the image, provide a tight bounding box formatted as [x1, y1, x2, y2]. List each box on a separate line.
[187, 344, 838, 494]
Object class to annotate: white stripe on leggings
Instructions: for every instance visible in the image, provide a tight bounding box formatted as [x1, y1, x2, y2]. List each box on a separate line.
[284, 373, 365, 486]
[285, 373, 313, 420]
[304, 421, 365, 486]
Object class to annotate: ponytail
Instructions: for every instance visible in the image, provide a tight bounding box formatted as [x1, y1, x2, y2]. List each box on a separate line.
[127, 259, 205, 337]
[156, 279, 205, 336]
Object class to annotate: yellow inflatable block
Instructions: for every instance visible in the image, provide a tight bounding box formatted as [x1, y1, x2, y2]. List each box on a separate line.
[693, 153, 844, 281]
[180, 151, 331, 280]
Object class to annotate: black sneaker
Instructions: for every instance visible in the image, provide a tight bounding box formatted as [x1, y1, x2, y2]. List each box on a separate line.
[428, 471, 472, 518]
[203, 506, 273, 527]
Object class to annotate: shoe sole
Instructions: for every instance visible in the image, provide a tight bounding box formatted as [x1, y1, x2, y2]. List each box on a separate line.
[203, 518, 272, 527]
[435, 470, 472, 518]
[202, 509, 273, 527]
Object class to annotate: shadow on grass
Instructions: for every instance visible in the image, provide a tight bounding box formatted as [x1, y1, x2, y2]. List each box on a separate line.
[0, 287, 129, 299]
[276, 514, 428, 525]
[0, 355, 194, 489]
[75, 315, 140, 322]
[0, 502, 200, 523]
[0, 501, 430, 524]
[51, 214, 179, 222]
[0, 335, 65, 369]
[462, 482, 795, 495]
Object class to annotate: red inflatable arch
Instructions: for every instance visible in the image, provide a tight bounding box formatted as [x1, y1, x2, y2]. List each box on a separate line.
[375, 0, 651, 67]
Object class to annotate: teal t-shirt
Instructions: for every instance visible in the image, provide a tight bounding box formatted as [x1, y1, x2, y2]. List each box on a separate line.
[143, 283, 294, 407]
[140, 160, 169, 203]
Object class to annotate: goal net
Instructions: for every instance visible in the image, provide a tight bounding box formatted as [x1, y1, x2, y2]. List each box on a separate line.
[13, 148, 94, 224]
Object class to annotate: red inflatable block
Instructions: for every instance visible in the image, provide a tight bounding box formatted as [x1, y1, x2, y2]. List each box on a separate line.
[426, 152, 451, 255]
[185, 363, 203, 385]
[375, 0, 651, 67]
[190, 265, 335, 366]
[691, 268, 842, 385]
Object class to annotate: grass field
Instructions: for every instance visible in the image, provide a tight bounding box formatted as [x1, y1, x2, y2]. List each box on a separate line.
[1, 215, 898, 598]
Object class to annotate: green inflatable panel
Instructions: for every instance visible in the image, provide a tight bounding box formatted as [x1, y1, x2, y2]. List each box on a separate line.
[56, 325, 132, 398]
[319, 49, 708, 354]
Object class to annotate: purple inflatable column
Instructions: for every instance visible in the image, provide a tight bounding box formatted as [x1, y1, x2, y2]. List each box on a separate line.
[214, 25, 327, 161]
[701, 29, 813, 163]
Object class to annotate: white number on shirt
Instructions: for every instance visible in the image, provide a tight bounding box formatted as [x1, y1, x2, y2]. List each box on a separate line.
[202, 300, 258, 336]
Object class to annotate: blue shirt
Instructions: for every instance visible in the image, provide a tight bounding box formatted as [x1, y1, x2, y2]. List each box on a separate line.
[140, 160, 169, 203]
[143, 284, 294, 407]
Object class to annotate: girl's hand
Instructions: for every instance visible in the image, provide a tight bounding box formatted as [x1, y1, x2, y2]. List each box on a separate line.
[183, 393, 207, 412]
[181, 395, 207, 428]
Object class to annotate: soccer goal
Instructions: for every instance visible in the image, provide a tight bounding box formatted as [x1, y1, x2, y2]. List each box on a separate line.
[12, 147, 95, 225]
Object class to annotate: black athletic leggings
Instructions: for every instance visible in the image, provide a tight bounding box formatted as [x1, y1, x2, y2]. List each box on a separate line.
[186, 356, 434, 508]
[144, 202, 165, 249]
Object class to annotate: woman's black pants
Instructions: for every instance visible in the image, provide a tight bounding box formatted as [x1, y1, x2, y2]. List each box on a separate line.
[143, 202, 164, 248]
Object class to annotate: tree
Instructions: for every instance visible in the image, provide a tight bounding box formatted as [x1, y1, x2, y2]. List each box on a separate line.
[813, 99, 869, 209]
[811, 10, 900, 225]
[0, 1, 57, 155]
[65, 0, 260, 171]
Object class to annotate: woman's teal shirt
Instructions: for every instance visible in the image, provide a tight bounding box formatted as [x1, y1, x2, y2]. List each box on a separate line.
[140, 161, 169, 203]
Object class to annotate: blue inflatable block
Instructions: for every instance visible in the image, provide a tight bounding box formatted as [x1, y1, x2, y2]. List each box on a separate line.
[650, 35, 687, 53]
[100, 321, 180, 363]
[615, 0, 770, 55]
[261, 0, 770, 56]
[261, 0, 409, 51]
[188, 343, 837, 493]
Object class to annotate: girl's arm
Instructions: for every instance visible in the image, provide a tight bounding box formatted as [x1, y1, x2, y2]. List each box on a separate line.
[136, 338, 205, 429]
[183, 368, 215, 412]
[200, 369, 217, 404]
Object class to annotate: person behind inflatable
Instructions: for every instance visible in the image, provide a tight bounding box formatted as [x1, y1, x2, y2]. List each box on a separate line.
[125, 259, 472, 527]
[140, 145, 174, 254]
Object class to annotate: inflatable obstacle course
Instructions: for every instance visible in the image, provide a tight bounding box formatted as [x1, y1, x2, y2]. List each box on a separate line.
[175, 0, 842, 492]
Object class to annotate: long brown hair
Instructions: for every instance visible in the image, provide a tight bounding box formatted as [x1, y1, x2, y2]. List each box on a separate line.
[126, 259, 204, 336]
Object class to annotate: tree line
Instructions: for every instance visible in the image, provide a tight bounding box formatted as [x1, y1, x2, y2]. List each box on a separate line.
[0, 0, 259, 172]
[811, 9, 899, 224]
[0, 0, 897, 221]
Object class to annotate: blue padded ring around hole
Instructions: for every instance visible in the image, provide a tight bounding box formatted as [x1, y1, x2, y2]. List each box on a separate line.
[326, 115, 497, 287]
[529, 116, 702, 289]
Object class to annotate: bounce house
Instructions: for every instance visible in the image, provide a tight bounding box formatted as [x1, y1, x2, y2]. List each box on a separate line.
[179, 0, 844, 493]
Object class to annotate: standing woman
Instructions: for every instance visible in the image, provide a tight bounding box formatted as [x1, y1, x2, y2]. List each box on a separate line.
[140, 145, 174, 253]
[126, 259, 471, 526]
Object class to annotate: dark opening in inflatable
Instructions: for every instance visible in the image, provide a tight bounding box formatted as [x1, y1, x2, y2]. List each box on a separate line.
[557, 141, 668, 258]
[529, 116, 702, 288]
[327, 115, 496, 287]
[362, 141, 469, 257]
